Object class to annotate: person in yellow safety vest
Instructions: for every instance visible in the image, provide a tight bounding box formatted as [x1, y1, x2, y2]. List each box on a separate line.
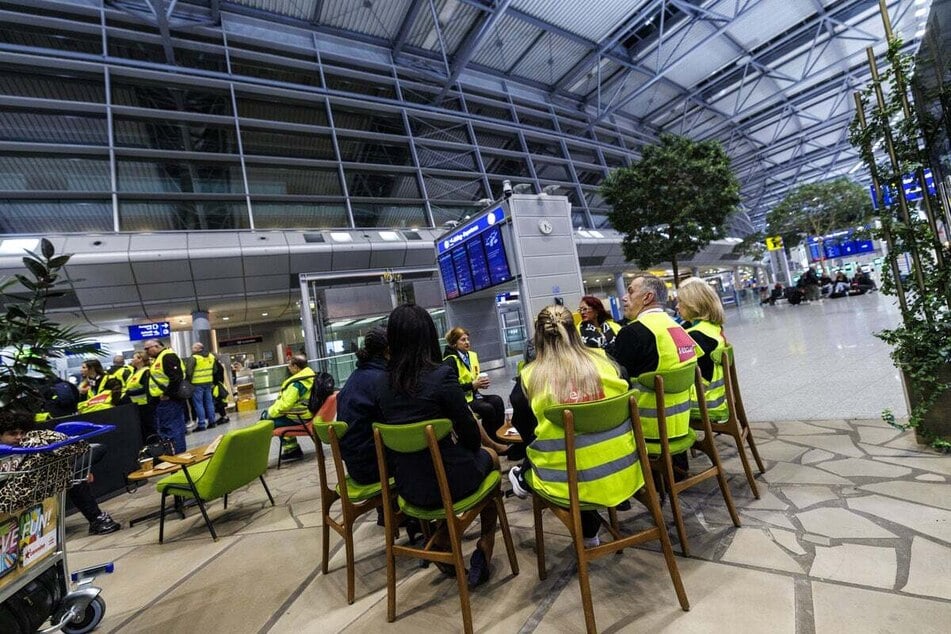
[676, 279, 729, 421]
[210, 357, 230, 426]
[124, 350, 156, 439]
[610, 274, 702, 442]
[507, 304, 644, 549]
[106, 354, 133, 388]
[577, 295, 622, 357]
[261, 355, 315, 462]
[185, 342, 217, 432]
[77, 358, 122, 414]
[442, 327, 509, 455]
[144, 339, 188, 454]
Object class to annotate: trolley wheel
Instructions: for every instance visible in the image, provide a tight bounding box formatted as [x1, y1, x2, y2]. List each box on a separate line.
[60, 596, 106, 634]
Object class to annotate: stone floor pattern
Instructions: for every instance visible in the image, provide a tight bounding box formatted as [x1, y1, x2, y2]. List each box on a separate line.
[63, 413, 950, 633]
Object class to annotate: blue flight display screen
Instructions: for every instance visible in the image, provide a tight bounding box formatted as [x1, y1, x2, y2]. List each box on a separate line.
[437, 253, 459, 299]
[483, 226, 511, 285]
[452, 247, 475, 296]
[128, 321, 171, 341]
[466, 238, 491, 291]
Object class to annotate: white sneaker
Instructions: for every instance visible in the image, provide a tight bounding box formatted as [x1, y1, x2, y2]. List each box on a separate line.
[508, 466, 529, 499]
[583, 535, 600, 549]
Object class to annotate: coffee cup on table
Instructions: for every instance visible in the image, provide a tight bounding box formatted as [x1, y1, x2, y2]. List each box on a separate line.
[139, 457, 154, 471]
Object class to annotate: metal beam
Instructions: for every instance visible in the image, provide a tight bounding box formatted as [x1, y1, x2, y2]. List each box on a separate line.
[436, 0, 513, 99]
[393, 0, 425, 57]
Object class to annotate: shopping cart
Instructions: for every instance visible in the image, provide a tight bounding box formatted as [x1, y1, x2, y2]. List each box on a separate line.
[0, 422, 116, 634]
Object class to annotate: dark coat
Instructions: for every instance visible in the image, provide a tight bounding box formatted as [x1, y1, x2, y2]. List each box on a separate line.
[336, 356, 387, 485]
[376, 364, 485, 508]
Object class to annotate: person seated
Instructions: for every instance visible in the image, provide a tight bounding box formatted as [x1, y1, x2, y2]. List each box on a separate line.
[508, 304, 639, 548]
[851, 269, 876, 294]
[677, 279, 728, 420]
[577, 295, 620, 352]
[0, 409, 120, 535]
[761, 283, 784, 306]
[337, 326, 387, 486]
[830, 272, 850, 298]
[442, 326, 509, 455]
[377, 304, 500, 588]
[261, 355, 315, 463]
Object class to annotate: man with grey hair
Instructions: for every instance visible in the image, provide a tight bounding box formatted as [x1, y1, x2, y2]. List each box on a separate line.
[186, 341, 217, 431]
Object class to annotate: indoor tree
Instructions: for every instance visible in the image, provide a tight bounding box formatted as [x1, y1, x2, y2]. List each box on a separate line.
[601, 133, 741, 286]
[765, 178, 872, 273]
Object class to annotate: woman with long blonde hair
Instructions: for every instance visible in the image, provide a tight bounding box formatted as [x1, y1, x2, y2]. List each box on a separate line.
[510, 304, 642, 547]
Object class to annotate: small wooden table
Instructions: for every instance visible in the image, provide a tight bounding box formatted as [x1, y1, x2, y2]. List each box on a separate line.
[496, 423, 523, 444]
[127, 442, 217, 528]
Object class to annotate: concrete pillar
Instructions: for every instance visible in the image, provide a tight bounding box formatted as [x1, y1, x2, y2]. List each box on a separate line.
[614, 272, 627, 298]
[191, 310, 212, 351]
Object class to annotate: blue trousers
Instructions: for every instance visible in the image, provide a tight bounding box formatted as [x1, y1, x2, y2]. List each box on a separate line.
[155, 399, 187, 453]
[191, 384, 215, 426]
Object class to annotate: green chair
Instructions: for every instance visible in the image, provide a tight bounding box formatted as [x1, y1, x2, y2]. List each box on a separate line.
[689, 345, 766, 498]
[372, 419, 519, 634]
[531, 390, 689, 634]
[313, 420, 391, 605]
[636, 365, 740, 556]
[155, 419, 276, 543]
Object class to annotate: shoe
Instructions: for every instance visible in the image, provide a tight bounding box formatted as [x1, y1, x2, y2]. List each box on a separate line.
[615, 500, 632, 512]
[89, 514, 120, 535]
[508, 466, 528, 499]
[207, 420, 216, 429]
[467, 548, 490, 588]
[195, 424, 207, 432]
[280, 446, 304, 463]
[219, 416, 230, 424]
[582, 535, 600, 549]
[186, 421, 197, 432]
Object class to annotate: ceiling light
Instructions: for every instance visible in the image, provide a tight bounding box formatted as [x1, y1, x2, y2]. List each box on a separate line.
[329, 232, 352, 242]
[177, 319, 186, 324]
[378, 231, 399, 241]
[261, 312, 269, 317]
[222, 316, 230, 321]
[0, 238, 39, 255]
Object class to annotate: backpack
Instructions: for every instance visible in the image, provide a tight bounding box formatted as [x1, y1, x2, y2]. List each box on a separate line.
[308, 372, 335, 415]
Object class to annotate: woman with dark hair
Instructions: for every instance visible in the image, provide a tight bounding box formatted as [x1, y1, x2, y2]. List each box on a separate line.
[78, 358, 123, 412]
[337, 326, 388, 486]
[577, 295, 620, 351]
[378, 304, 500, 588]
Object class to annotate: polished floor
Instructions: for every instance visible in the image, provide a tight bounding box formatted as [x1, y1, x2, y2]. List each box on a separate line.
[64, 292, 951, 633]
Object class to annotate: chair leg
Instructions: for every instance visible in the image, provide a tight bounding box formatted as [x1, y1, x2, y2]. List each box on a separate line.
[745, 427, 767, 474]
[576, 548, 598, 634]
[640, 488, 690, 611]
[159, 490, 168, 544]
[223, 493, 228, 510]
[662, 458, 690, 557]
[344, 517, 356, 605]
[494, 492, 519, 576]
[193, 495, 218, 541]
[733, 432, 761, 499]
[259, 475, 275, 505]
[385, 516, 397, 623]
[321, 515, 331, 575]
[532, 496, 547, 580]
[703, 433, 741, 528]
[448, 520, 473, 634]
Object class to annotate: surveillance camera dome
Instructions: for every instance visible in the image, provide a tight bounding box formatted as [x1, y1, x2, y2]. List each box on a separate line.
[502, 179, 513, 198]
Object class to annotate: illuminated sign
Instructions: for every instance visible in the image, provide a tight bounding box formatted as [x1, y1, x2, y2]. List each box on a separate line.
[436, 207, 506, 254]
[128, 322, 171, 341]
[765, 236, 784, 251]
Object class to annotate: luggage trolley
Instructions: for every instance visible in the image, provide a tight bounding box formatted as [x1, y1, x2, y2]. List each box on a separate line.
[0, 422, 116, 633]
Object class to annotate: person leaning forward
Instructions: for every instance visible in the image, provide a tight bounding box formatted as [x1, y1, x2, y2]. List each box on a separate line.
[144, 339, 188, 454]
[261, 355, 315, 463]
[610, 273, 702, 444]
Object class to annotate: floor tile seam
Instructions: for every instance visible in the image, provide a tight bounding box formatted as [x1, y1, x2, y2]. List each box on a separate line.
[514, 543, 579, 634]
[853, 486, 951, 513]
[844, 502, 951, 547]
[806, 575, 951, 605]
[105, 534, 246, 633]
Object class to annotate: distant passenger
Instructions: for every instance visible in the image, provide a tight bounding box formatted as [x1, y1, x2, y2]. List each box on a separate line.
[261, 355, 315, 463]
[577, 295, 621, 353]
[124, 350, 155, 440]
[77, 358, 122, 413]
[144, 339, 188, 453]
[106, 354, 133, 387]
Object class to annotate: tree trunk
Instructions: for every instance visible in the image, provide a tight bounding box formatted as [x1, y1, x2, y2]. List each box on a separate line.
[671, 254, 680, 288]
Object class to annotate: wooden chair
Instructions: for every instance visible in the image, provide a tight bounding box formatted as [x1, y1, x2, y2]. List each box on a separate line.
[636, 365, 740, 557]
[156, 419, 275, 543]
[529, 390, 689, 634]
[313, 420, 391, 605]
[272, 393, 337, 469]
[689, 345, 766, 498]
[372, 420, 519, 634]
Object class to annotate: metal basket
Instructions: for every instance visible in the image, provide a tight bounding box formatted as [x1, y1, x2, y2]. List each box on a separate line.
[0, 446, 93, 514]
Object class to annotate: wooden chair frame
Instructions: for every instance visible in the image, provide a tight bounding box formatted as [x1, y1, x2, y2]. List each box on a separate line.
[313, 422, 386, 605]
[373, 422, 519, 634]
[647, 369, 740, 557]
[690, 347, 766, 499]
[532, 393, 690, 634]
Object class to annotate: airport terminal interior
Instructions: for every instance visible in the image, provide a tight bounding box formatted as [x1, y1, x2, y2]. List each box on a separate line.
[0, 0, 950, 632]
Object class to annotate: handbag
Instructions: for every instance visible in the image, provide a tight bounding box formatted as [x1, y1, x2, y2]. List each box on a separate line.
[140, 434, 175, 466]
[174, 379, 196, 400]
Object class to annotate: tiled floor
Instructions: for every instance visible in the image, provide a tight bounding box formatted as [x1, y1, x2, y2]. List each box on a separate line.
[64, 293, 950, 633]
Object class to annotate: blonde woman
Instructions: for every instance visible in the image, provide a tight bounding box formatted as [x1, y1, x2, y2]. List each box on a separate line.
[509, 304, 643, 547]
[677, 278, 728, 420]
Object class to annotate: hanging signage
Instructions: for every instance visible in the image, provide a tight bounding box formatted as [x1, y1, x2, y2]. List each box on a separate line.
[765, 236, 784, 251]
[218, 335, 263, 348]
[128, 322, 171, 341]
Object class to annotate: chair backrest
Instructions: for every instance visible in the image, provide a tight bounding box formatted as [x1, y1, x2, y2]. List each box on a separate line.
[372, 419, 453, 453]
[313, 420, 348, 444]
[635, 363, 696, 395]
[313, 419, 349, 501]
[197, 419, 274, 500]
[542, 390, 634, 434]
[313, 392, 338, 423]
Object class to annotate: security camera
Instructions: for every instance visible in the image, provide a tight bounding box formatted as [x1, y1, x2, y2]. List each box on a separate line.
[502, 179, 513, 199]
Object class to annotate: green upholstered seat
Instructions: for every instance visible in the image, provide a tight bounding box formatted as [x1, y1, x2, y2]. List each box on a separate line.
[645, 427, 697, 456]
[337, 476, 393, 502]
[397, 471, 501, 520]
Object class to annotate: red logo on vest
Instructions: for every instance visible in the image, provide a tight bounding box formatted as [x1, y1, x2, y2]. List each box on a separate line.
[667, 327, 697, 362]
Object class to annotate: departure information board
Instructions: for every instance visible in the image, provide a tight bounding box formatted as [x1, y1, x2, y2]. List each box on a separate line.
[436, 207, 513, 300]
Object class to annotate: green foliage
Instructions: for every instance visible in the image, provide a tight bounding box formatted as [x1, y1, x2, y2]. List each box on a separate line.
[849, 37, 951, 448]
[0, 239, 98, 412]
[731, 231, 766, 260]
[601, 133, 741, 285]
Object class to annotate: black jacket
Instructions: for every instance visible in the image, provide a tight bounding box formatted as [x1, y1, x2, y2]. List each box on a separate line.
[377, 364, 484, 508]
[336, 356, 387, 485]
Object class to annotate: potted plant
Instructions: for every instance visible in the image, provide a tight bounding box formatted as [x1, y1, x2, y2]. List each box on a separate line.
[0, 239, 97, 415]
[849, 23, 951, 450]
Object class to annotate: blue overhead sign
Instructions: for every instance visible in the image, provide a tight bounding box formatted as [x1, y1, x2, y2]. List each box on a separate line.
[436, 207, 506, 255]
[128, 321, 171, 341]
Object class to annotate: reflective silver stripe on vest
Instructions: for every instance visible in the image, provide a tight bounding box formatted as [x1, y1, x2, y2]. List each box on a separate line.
[531, 419, 631, 453]
[639, 400, 692, 418]
[707, 395, 726, 409]
[709, 378, 724, 389]
[533, 451, 640, 483]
